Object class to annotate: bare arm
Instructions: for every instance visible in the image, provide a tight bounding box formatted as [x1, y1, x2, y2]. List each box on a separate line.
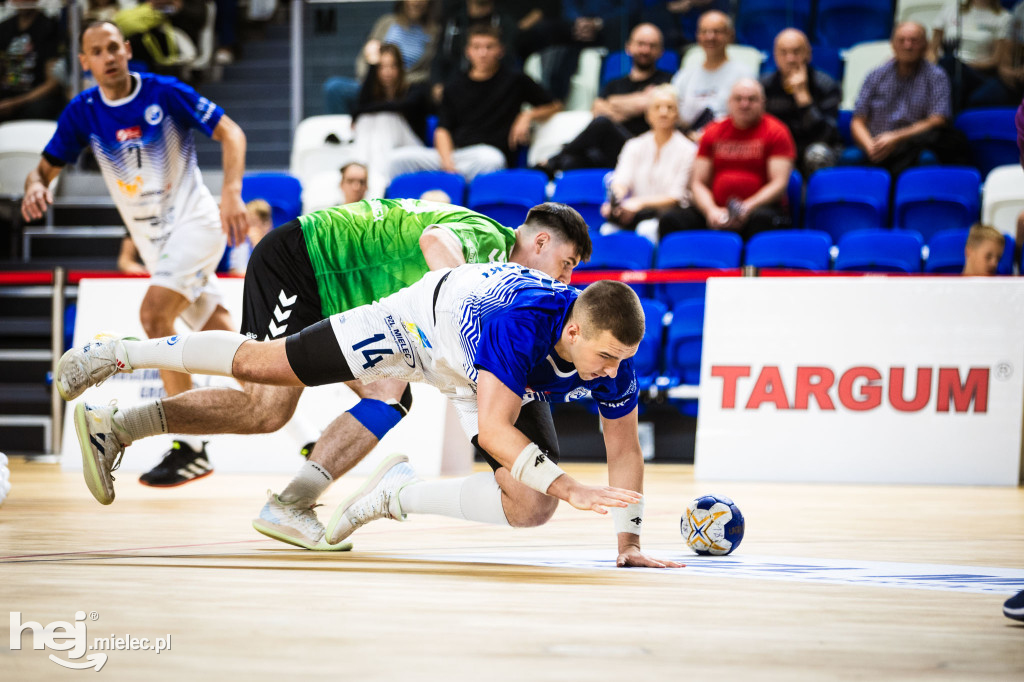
[602, 410, 682, 568]
[419, 228, 466, 269]
[434, 127, 456, 173]
[689, 155, 727, 226]
[850, 114, 874, 153]
[21, 156, 62, 222]
[211, 114, 249, 246]
[0, 57, 60, 118]
[509, 100, 564, 149]
[476, 371, 640, 514]
[741, 156, 793, 214]
[117, 237, 147, 275]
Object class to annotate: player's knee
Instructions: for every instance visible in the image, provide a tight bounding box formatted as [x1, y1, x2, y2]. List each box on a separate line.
[138, 305, 174, 337]
[508, 496, 558, 528]
[346, 398, 407, 440]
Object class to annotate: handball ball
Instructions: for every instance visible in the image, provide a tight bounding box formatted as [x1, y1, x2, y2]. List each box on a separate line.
[0, 452, 10, 507]
[681, 494, 744, 555]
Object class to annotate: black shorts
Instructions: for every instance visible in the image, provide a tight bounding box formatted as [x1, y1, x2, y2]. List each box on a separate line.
[474, 400, 560, 472]
[240, 220, 324, 340]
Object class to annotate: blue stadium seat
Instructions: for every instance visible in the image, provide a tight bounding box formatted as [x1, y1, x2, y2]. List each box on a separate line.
[834, 228, 924, 273]
[815, 0, 894, 49]
[804, 167, 891, 242]
[924, 228, 968, 273]
[386, 171, 467, 204]
[551, 168, 612, 231]
[655, 230, 743, 305]
[810, 44, 843, 81]
[241, 172, 303, 227]
[954, 108, 1019, 177]
[600, 50, 681, 87]
[576, 232, 656, 296]
[665, 299, 706, 387]
[736, 0, 812, 53]
[744, 229, 833, 270]
[635, 298, 668, 390]
[467, 169, 548, 226]
[1000, 234, 1016, 275]
[893, 166, 981, 242]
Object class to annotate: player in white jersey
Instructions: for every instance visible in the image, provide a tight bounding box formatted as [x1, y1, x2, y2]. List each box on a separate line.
[21, 20, 250, 486]
[58, 263, 680, 568]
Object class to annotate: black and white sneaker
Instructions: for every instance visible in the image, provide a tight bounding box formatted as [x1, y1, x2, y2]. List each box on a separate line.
[139, 441, 213, 487]
[1004, 590, 1024, 622]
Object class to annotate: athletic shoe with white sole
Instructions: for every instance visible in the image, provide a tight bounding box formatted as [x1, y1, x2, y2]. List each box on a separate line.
[138, 441, 213, 487]
[1004, 590, 1024, 622]
[252, 492, 353, 551]
[56, 334, 135, 401]
[73, 402, 128, 505]
[325, 453, 420, 545]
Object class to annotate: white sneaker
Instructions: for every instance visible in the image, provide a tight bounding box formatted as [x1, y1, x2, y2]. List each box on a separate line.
[325, 454, 420, 545]
[252, 492, 353, 551]
[56, 334, 135, 401]
[74, 402, 128, 505]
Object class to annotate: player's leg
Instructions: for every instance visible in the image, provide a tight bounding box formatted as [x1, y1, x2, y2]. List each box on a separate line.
[323, 400, 560, 545]
[138, 284, 193, 395]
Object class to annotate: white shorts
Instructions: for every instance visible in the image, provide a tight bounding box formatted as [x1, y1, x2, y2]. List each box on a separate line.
[132, 210, 226, 330]
[327, 270, 482, 436]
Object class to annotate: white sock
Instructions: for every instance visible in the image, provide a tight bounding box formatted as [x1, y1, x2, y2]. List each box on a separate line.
[111, 400, 167, 445]
[278, 461, 334, 506]
[399, 472, 510, 526]
[122, 331, 247, 376]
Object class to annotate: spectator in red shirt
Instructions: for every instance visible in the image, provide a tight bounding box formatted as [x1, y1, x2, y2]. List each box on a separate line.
[660, 77, 796, 241]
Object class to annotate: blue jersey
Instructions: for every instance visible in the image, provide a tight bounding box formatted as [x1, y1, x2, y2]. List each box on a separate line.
[464, 264, 639, 420]
[43, 73, 223, 265]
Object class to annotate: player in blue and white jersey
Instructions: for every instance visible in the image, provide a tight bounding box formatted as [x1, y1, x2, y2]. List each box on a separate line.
[21, 20, 250, 486]
[57, 262, 681, 568]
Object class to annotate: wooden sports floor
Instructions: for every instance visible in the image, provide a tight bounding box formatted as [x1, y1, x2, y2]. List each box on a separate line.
[1, 456, 1022, 680]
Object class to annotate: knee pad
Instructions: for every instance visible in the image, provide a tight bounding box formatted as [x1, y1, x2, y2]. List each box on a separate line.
[399, 384, 413, 413]
[347, 398, 407, 440]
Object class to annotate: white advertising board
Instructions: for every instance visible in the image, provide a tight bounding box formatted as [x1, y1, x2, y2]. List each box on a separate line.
[696, 277, 1024, 485]
[61, 278, 472, 477]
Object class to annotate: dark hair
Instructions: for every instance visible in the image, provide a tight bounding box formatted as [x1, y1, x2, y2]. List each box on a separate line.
[79, 20, 124, 52]
[523, 202, 592, 262]
[371, 43, 408, 101]
[575, 280, 645, 346]
[466, 23, 503, 44]
[394, 0, 436, 28]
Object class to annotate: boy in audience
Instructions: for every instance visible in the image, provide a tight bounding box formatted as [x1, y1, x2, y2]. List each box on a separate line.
[962, 224, 1005, 276]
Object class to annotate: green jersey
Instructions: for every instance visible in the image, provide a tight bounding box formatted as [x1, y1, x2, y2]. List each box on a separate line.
[298, 198, 517, 315]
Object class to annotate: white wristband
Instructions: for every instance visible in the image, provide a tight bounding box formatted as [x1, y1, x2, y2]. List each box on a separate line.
[612, 500, 644, 535]
[510, 443, 566, 494]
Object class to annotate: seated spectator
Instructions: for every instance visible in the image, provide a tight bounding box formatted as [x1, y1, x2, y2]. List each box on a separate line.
[962, 223, 1005, 276]
[671, 10, 755, 139]
[324, 0, 439, 115]
[114, 0, 208, 76]
[389, 25, 561, 181]
[0, 2, 65, 121]
[929, 0, 1011, 112]
[762, 29, 841, 176]
[340, 161, 370, 204]
[351, 43, 432, 195]
[540, 23, 672, 174]
[642, 0, 727, 50]
[661, 78, 796, 241]
[969, 0, 1024, 108]
[229, 199, 274, 275]
[850, 22, 970, 177]
[431, 0, 518, 103]
[562, 0, 640, 52]
[601, 84, 697, 242]
[85, 0, 121, 23]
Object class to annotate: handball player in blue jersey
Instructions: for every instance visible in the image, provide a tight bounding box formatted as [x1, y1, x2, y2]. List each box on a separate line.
[21, 20, 250, 486]
[58, 263, 681, 568]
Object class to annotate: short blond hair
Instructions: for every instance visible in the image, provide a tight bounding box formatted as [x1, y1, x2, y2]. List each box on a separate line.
[246, 198, 272, 224]
[966, 223, 1005, 250]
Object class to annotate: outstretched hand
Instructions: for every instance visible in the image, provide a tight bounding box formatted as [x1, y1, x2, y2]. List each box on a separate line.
[616, 545, 685, 568]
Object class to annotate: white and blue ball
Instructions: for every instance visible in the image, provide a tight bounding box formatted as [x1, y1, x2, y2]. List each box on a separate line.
[681, 494, 744, 555]
[0, 452, 10, 507]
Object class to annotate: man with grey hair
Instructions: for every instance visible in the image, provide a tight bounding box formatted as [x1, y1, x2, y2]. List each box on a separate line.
[761, 28, 841, 176]
[851, 21, 970, 176]
[660, 78, 796, 241]
[670, 10, 754, 137]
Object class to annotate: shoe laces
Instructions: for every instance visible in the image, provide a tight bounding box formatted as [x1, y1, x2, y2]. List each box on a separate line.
[347, 486, 394, 527]
[276, 498, 324, 536]
[106, 400, 126, 478]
